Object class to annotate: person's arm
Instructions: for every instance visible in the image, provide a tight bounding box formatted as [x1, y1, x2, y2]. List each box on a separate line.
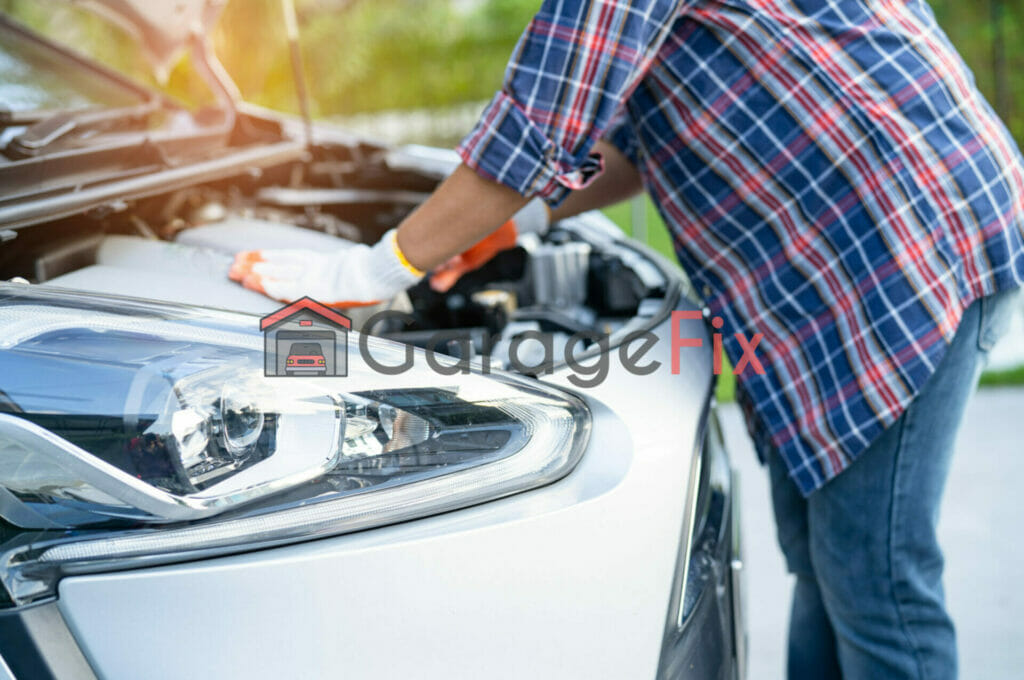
[397, 139, 643, 271]
[395, 164, 529, 272]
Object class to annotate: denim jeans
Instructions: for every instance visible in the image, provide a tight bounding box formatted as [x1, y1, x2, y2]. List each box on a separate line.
[768, 287, 1021, 680]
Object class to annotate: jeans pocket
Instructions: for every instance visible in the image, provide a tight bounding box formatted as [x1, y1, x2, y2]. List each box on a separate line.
[977, 288, 1022, 352]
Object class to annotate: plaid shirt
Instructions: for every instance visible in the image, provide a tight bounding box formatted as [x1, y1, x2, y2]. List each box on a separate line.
[457, 0, 1024, 495]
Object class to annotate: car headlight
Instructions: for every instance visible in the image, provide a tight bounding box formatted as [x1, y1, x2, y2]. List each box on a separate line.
[0, 287, 589, 606]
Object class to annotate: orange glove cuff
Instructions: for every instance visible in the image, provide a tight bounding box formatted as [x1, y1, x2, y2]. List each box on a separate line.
[430, 220, 518, 293]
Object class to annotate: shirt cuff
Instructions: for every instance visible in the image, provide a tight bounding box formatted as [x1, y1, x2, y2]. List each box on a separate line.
[457, 91, 605, 207]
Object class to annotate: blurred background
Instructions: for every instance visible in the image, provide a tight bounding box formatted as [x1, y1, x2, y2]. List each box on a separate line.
[1, 1, 1019, 138]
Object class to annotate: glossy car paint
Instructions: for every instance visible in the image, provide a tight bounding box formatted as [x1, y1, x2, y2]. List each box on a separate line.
[53, 311, 715, 679]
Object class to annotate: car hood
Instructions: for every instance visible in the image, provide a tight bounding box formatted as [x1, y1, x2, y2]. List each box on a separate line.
[71, 0, 226, 79]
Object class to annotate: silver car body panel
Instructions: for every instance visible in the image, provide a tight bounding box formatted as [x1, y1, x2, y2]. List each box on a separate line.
[56, 312, 715, 680]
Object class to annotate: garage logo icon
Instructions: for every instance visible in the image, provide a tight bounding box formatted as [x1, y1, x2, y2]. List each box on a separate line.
[260, 297, 351, 377]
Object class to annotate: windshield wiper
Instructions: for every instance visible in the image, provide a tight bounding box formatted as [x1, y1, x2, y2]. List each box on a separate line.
[0, 104, 59, 127]
[5, 99, 161, 156]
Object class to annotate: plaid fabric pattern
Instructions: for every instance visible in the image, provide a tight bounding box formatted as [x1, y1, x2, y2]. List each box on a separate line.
[458, 0, 1024, 495]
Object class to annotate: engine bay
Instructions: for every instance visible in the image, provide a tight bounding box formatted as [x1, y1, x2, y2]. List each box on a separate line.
[0, 145, 679, 375]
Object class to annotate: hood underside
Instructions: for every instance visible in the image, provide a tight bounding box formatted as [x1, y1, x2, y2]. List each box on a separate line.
[71, 0, 226, 79]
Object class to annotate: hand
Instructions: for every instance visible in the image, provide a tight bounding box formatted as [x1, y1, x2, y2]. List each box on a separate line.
[430, 198, 549, 293]
[229, 229, 423, 307]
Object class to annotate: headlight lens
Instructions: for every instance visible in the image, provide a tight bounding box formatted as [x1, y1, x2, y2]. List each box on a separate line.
[0, 288, 589, 605]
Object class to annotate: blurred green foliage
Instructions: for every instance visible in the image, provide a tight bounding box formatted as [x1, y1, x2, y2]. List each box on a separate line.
[979, 364, 1024, 388]
[224, 0, 535, 116]
[930, 0, 1023, 140]
[0, 0, 534, 116]
[2, 0, 1019, 136]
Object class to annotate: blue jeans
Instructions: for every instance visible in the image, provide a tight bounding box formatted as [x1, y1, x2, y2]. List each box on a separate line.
[769, 287, 1021, 680]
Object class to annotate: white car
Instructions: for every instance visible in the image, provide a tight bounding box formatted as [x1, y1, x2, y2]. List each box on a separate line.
[0, 3, 744, 678]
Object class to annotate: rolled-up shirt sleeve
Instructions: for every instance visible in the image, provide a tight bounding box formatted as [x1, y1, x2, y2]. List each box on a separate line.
[457, 0, 687, 206]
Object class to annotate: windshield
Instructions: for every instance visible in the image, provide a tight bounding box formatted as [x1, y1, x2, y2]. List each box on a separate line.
[0, 18, 145, 117]
[289, 344, 324, 356]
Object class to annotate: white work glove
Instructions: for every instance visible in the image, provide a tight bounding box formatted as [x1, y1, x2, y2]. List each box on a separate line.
[229, 229, 423, 307]
[509, 197, 550, 236]
[429, 198, 549, 292]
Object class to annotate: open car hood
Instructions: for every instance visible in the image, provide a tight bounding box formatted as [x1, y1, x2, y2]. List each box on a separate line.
[71, 0, 226, 79]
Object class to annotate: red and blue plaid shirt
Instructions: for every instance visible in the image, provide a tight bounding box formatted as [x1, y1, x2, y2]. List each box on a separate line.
[457, 0, 1024, 495]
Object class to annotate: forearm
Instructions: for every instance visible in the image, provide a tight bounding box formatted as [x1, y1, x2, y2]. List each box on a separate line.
[397, 141, 642, 272]
[396, 164, 529, 272]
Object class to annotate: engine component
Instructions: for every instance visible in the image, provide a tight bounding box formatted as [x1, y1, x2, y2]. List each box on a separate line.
[33, 233, 104, 282]
[587, 252, 650, 315]
[175, 216, 355, 253]
[43, 264, 279, 312]
[471, 289, 517, 318]
[44, 236, 275, 312]
[529, 242, 591, 308]
[45, 220, 407, 326]
[100, 235, 235, 279]
[257, 186, 431, 207]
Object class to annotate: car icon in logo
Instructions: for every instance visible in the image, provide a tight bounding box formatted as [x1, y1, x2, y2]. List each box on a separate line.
[285, 342, 327, 375]
[260, 297, 351, 377]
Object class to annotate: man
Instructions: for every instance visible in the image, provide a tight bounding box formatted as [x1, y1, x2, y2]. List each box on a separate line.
[231, 1, 1024, 677]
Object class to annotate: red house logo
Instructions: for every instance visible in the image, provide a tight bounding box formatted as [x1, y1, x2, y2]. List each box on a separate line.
[260, 297, 351, 377]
